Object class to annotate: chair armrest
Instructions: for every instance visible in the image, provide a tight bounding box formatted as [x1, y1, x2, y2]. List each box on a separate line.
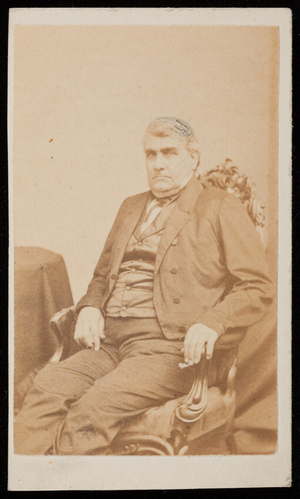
[176, 345, 238, 424]
[225, 357, 237, 399]
[49, 306, 76, 363]
[176, 346, 210, 423]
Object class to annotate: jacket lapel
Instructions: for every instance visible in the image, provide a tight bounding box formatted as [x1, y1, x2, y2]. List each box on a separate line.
[154, 174, 204, 275]
[109, 191, 150, 276]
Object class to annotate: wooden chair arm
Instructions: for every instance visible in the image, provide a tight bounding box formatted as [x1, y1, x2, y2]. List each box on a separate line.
[49, 306, 76, 363]
[176, 345, 237, 424]
[225, 357, 237, 399]
[176, 345, 210, 423]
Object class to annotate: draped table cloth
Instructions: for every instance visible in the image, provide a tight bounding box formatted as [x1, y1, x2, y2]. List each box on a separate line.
[14, 247, 74, 413]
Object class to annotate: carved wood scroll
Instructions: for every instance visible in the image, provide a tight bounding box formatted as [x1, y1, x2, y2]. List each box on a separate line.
[202, 158, 265, 240]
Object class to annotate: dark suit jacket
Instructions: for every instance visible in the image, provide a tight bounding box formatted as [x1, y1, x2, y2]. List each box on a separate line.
[76, 175, 273, 348]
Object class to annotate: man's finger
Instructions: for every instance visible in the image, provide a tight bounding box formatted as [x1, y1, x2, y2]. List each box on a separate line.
[185, 341, 197, 365]
[75, 323, 94, 349]
[99, 328, 106, 340]
[88, 320, 100, 350]
[206, 339, 215, 359]
[74, 334, 81, 345]
[193, 341, 204, 364]
[184, 330, 204, 362]
[92, 331, 101, 351]
[74, 324, 85, 345]
[83, 330, 94, 349]
[183, 340, 190, 362]
[79, 337, 94, 348]
[93, 319, 106, 350]
[183, 340, 194, 363]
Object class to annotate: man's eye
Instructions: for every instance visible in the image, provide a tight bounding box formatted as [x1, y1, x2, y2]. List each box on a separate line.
[165, 150, 177, 156]
[147, 153, 155, 159]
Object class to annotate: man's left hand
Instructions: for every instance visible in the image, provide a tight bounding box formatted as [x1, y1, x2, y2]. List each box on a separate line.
[182, 323, 218, 365]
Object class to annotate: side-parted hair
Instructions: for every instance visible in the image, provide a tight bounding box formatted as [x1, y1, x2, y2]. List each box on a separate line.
[145, 117, 201, 169]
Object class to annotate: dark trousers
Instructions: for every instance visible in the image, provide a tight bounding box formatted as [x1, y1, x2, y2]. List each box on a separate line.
[14, 318, 198, 455]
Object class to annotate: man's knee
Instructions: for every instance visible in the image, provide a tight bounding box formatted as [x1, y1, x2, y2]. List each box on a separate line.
[34, 364, 59, 390]
[33, 363, 83, 398]
[33, 350, 96, 396]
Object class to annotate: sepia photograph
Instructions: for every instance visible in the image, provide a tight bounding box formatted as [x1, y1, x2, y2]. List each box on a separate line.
[8, 8, 291, 490]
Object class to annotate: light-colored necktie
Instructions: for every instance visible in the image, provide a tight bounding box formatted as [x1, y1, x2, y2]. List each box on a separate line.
[141, 198, 168, 232]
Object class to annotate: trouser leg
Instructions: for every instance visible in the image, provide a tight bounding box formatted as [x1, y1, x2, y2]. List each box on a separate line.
[14, 347, 118, 455]
[54, 339, 194, 455]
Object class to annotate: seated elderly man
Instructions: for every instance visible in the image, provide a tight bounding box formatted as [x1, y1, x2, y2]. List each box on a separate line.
[14, 117, 273, 455]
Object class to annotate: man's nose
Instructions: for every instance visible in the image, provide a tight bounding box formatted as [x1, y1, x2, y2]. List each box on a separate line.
[153, 153, 165, 170]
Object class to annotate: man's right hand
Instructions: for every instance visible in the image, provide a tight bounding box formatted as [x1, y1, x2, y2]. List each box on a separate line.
[74, 306, 105, 351]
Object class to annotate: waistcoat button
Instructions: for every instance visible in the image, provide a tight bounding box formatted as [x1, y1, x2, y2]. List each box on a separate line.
[179, 326, 186, 333]
[171, 268, 177, 274]
[173, 297, 180, 304]
[111, 274, 117, 280]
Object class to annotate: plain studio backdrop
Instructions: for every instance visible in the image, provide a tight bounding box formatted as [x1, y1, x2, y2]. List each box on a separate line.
[13, 25, 279, 304]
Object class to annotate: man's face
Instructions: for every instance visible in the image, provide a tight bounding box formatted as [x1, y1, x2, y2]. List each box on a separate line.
[144, 133, 196, 198]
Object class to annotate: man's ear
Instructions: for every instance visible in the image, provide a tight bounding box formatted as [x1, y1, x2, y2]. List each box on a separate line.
[190, 151, 200, 171]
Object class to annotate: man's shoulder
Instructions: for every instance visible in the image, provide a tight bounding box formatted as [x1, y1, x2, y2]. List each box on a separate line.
[122, 190, 150, 207]
[194, 181, 246, 219]
[196, 181, 254, 230]
[198, 181, 230, 206]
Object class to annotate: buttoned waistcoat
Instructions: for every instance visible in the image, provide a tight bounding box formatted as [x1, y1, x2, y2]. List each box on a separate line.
[76, 175, 274, 348]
